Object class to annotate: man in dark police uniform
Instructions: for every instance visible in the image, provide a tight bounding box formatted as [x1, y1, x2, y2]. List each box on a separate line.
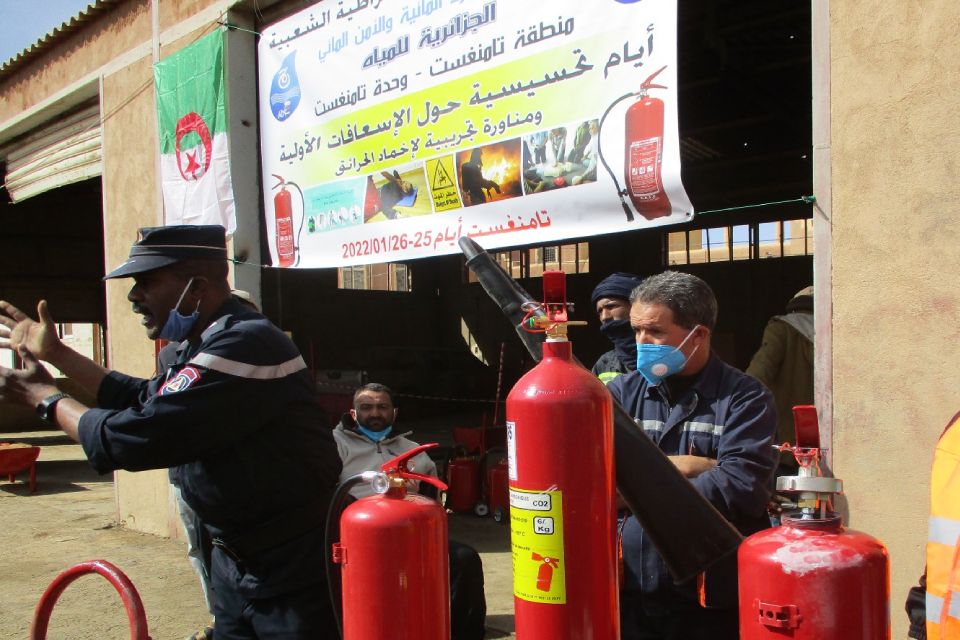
[0, 225, 342, 639]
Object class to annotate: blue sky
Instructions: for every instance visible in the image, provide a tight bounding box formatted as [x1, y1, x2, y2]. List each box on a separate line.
[0, 0, 95, 66]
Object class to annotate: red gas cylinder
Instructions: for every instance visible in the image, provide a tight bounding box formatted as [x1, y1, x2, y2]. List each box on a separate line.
[739, 434, 890, 640]
[507, 271, 618, 639]
[738, 515, 889, 639]
[507, 337, 617, 639]
[488, 459, 510, 523]
[336, 447, 449, 640]
[446, 456, 480, 513]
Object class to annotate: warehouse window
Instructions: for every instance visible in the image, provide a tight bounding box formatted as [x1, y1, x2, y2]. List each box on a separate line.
[38, 323, 106, 374]
[667, 219, 813, 265]
[338, 263, 411, 291]
[469, 242, 589, 281]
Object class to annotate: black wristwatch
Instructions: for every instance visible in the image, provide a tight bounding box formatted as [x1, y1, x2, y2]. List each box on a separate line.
[36, 392, 70, 422]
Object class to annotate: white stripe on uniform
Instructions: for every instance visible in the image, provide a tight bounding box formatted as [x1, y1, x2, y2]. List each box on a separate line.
[189, 353, 306, 380]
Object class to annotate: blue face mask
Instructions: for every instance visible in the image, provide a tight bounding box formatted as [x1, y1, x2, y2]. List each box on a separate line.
[636, 325, 701, 385]
[159, 278, 201, 341]
[358, 425, 393, 442]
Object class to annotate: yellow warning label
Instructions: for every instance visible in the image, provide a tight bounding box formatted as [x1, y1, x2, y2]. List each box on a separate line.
[425, 155, 462, 212]
[510, 488, 565, 604]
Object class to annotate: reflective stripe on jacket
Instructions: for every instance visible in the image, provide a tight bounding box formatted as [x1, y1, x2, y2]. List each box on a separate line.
[608, 353, 777, 609]
[592, 349, 628, 386]
[927, 412, 960, 638]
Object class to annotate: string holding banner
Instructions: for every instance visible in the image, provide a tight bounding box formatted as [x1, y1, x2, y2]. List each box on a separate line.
[694, 195, 816, 217]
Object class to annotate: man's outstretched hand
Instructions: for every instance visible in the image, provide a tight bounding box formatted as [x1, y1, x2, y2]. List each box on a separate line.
[0, 300, 62, 362]
[0, 346, 59, 408]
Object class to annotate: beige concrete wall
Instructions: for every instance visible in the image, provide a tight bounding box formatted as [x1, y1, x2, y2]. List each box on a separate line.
[0, 0, 151, 124]
[830, 1, 960, 634]
[100, 50, 171, 536]
[160, 0, 215, 30]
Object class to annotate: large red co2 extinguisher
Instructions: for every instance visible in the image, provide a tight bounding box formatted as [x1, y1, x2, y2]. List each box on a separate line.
[271, 174, 302, 267]
[738, 406, 890, 639]
[506, 271, 618, 640]
[328, 444, 450, 640]
[624, 65, 672, 220]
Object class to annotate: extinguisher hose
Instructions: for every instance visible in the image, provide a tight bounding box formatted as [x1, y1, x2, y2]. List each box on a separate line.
[324, 472, 379, 639]
[597, 91, 639, 222]
[285, 180, 306, 267]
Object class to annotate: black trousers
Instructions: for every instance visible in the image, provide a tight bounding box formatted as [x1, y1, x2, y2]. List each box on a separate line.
[619, 592, 739, 640]
[214, 580, 337, 640]
[449, 540, 487, 640]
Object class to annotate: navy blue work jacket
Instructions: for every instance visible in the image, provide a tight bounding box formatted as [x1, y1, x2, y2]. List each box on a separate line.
[78, 297, 342, 597]
[608, 352, 777, 611]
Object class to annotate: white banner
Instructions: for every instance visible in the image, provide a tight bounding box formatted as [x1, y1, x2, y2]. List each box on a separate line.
[258, 0, 692, 268]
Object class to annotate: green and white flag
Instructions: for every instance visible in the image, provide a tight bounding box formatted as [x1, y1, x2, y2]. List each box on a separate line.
[155, 29, 235, 232]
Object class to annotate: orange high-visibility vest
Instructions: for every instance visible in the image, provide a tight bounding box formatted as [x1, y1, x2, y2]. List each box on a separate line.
[927, 412, 960, 639]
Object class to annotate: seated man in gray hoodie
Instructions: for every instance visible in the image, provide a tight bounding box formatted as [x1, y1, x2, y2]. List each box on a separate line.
[333, 383, 486, 640]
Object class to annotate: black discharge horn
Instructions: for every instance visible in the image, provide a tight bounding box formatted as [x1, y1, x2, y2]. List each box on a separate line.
[459, 236, 742, 582]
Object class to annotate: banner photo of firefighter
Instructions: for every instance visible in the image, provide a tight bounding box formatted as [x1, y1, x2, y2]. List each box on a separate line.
[258, 0, 693, 268]
[457, 140, 523, 207]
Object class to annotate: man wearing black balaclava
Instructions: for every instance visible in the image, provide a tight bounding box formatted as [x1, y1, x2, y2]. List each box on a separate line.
[590, 272, 644, 385]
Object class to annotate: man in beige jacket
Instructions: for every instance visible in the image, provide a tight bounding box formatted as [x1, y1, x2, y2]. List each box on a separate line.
[746, 286, 814, 471]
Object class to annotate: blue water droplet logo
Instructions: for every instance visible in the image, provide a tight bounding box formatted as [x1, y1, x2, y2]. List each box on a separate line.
[270, 52, 301, 122]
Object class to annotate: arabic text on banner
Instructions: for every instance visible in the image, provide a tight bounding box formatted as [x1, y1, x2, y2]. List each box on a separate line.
[257, 0, 692, 268]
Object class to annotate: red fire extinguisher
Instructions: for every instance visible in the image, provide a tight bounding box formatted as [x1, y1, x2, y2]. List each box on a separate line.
[624, 65, 672, 220]
[329, 444, 450, 640]
[506, 270, 618, 639]
[272, 174, 302, 267]
[446, 450, 481, 514]
[487, 458, 510, 523]
[738, 407, 890, 639]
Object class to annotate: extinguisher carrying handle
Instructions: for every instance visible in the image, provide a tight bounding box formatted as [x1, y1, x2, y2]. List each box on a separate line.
[792, 404, 821, 449]
[641, 65, 668, 89]
[460, 236, 744, 583]
[382, 443, 449, 492]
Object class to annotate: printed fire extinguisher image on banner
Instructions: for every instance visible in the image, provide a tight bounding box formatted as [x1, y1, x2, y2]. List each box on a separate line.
[271, 174, 304, 267]
[625, 66, 672, 219]
[596, 64, 691, 222]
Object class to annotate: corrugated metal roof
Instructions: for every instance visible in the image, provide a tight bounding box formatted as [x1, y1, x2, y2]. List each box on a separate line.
[0, 0, 126, 81]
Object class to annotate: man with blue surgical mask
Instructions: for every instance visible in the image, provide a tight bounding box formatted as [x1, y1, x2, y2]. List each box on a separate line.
[333, 383, 437, 499]
[607, 271, 777, 640]
[332, 383, 487, 640]
[0, 225, 343, 640]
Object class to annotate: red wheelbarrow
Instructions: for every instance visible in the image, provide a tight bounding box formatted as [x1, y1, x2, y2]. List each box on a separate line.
[0, 442, 40, 493]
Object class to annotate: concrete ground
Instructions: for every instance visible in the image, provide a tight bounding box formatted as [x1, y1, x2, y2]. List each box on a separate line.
[0, 425, 515, 639]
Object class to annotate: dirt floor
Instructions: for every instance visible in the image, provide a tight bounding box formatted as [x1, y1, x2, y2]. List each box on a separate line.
[0, 428, 516, 639]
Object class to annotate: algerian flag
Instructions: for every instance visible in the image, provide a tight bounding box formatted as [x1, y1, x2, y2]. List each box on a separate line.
[155, 29, 236, 233]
